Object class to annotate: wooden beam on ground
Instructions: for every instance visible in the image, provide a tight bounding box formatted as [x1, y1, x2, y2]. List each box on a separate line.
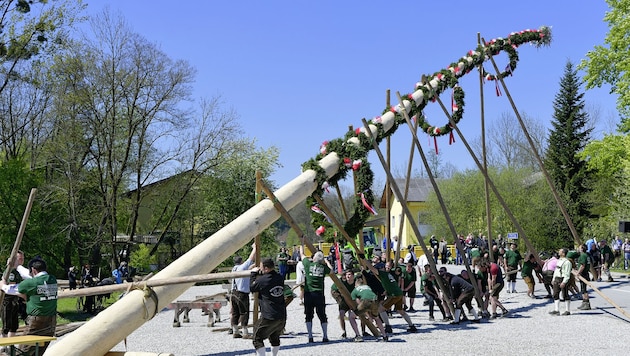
[574, 272, 630, 320]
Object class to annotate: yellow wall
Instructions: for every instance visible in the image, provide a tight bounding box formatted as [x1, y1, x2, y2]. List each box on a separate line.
[389, 200, 429, 248]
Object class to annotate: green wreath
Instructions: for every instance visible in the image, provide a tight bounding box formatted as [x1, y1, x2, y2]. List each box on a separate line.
[302, 26, 552, 243]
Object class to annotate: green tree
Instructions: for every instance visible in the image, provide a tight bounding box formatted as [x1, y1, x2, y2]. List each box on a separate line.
[579, 134, 630, 237]
[45, 9, 196, 269]
[544, 61, 593, 246]
[423, 167, 555, 251]
[579, 0, 630, 130]
[130, 243, 157, 273]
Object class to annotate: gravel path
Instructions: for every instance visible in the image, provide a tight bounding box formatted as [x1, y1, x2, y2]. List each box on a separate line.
[49, 266, 630, 356]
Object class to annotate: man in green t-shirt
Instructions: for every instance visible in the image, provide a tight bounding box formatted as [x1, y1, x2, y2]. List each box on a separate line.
[330, 270, 361, 341]
[365, 260, 417, 336]
[575, 244, 592, 310]
[276, 248, 290, 280]
[351, 274, 387, 341]
[503, 243, 523, 293]
[521, 254, 543, 298]
[599, 240, 615, 282]
[301, 249, 332, 343]
[420, 264, 448, 321]
[0, 257, 57, 355]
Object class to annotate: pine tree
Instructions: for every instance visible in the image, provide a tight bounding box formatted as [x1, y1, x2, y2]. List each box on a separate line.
[545, 61, 593, 246]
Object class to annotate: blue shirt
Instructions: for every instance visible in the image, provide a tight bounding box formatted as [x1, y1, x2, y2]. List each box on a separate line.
[232, 259, 254, 293]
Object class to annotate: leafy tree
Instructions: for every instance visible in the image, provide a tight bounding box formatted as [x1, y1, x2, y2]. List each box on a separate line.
[44, 9, 196, 269]
[0, 0, 84, 96]
[580, 0, 630, 131]
[579, 134, 630, 237]
[544, 61, 593, 246]
[423, 167, 558, 252]
[130, 243, 157, 273]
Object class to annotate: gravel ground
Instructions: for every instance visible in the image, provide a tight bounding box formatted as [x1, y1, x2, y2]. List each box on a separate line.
[49, 266, 630, 356]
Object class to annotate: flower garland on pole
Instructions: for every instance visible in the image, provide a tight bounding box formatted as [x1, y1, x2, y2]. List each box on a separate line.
[302, 26, 552, 242]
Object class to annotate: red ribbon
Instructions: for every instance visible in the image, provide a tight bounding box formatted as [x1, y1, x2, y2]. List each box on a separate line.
[449, 131, 455, 145]
[495, 81, 502, 96]
[434, 136, 438, 155]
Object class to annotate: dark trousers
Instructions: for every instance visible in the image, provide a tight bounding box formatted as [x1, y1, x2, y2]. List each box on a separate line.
[230, 290, 250, 327]
[304, 291, 327, 323]
[253, 317, 286, 349]
[552, 276, 568, 301]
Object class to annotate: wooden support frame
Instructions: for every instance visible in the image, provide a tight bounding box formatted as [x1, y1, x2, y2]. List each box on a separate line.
[361, 117, 457, 317]
[394, 91, 484, 313]
[257, 179, 381, 337]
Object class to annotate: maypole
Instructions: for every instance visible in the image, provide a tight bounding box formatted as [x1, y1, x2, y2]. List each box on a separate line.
[46, 27, 552, 355]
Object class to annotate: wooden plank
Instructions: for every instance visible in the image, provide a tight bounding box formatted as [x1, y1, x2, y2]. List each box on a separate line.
[0, 335, 56, 346]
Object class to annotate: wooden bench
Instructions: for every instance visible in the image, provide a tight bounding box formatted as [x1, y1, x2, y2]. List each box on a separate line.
[167, 292, 229, 327]
[0, 335, 56, 356]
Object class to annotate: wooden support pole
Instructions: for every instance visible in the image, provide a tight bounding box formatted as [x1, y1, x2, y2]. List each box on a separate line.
[253, 171, 263, 323]
[258, 180, 380, 336]
[312, 195, 367, 268]
[574, 272, 630, 320]
[334, 184, 349, 221]
[478, 32, 494, 263]
[483, 37, 581, 247]
[394, 91, 484, 311]
[0, 188, 37, 306]
[384, 90, 393, 264]
[361, 117, 456, 316]
[395, 112, 420, 267]
[58, 271, 253, 298]
[430, 83, 544, 268]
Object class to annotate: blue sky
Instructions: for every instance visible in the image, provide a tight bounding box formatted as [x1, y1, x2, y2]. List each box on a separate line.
[85, 1, 617, 190]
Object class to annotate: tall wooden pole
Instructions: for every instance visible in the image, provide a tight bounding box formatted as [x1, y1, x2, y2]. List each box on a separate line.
[478, 33, 494, 262]
[483, 36, 581, 247]
[253, 171, 263, 323]
[0, 188, 37, 306]
[431, 87, 544, 268]
[361, 118, 456, 317]
[395, 92, 484, 311]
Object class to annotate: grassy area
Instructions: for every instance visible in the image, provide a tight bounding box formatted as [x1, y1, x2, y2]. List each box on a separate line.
[56, 293, 122, 325]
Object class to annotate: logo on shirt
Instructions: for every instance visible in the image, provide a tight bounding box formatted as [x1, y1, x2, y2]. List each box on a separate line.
[270, 285, 284, 298]
[309, 265, 326, 277]
[37, 283, 58, 301]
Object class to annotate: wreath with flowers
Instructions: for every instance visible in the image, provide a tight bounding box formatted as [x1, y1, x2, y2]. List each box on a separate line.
[303, 26, 552, 242]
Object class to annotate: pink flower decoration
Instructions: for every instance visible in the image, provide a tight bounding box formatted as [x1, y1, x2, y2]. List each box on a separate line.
[343, 157, 352, 168]
[352, 159, 362, 171]
[320, 141, 328, 155]
[316, 225, 326, 236]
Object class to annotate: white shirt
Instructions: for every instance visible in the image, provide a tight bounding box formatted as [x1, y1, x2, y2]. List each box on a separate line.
[17, 265, 32, 279]
[295, 260, 305, 284]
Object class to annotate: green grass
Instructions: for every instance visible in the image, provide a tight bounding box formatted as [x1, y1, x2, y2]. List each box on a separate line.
[56, 293, 122, 325]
